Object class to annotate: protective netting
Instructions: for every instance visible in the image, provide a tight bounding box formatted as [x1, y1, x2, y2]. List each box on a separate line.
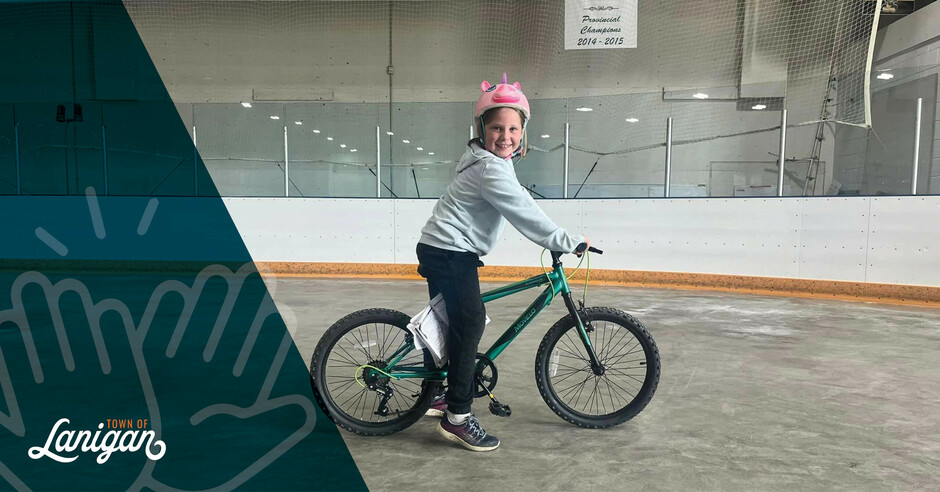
[2, 0, 882, 197]
[119, 0, 878, 194]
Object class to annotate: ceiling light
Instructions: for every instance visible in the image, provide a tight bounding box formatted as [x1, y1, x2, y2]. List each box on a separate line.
[428, 152, 435, 155]
[350, 149, 357, 152]
[327, 137, 334, 141]
[625, 118, 639, 123]
[240, 102, 252, 108]
[294, 121, 303, 125]
[416, 147, 424, 151]
[422, 167, 429, 170]
[540, 134, 550, 138]
[270, 115, 280, 120]
[751, 104, 767, 110]
[876, 72, 894, 80]
[403, 139, 410, 144]
[575, 107, 593, 112]
[692, 93, 709, 99]
[340, 144, 347, 148]
[312, 129, 320, 133]
[386, 131, 394, 135]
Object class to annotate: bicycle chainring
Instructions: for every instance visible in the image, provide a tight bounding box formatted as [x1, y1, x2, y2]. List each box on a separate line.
[473, 353, 499, 398]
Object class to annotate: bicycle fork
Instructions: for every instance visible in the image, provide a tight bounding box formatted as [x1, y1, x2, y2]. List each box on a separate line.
[561, 291, 605, 376]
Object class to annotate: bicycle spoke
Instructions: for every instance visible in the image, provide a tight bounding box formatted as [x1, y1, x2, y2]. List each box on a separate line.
[325, 360, 359, 368]
[555, 370, 591, 398]
[347, 328, 373, 361]
[611, 371, 646, 389]
[589, 377, 602, 415]
[559, 333, 585, 357]
[598, 322, 614, 361]
[371, 323, 379, 360]
[326, 374, 360, 381]
[550, 366, 592, 386]
[389, 385, 410, 413]
[604, 377, 618, 410]
[603, 339, 641, 366]
[603, 375, 642, 398]
[338, 385, 368, 410]
[605, 365, 646, 378]
[599, 323, 630, 361]
[603, 370, 640, 396]
[570, 372, 593, 410]
[606, 356, 648, 367]
[552, 361, 593, 373]
[336, 337, 368, 365]
[613, 373, 645, 387]
[331, 344, 362, 367]
[604, 350, 646, 375]
[361, 326, 378, 360]
[327, 379, 359, 398]
[380, 328, 403, 359]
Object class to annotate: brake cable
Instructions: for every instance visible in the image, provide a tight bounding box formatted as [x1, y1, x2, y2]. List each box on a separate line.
[539, 249, 591, 305]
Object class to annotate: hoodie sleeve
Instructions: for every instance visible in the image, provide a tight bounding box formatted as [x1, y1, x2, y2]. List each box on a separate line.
[480, 158, 584, 253]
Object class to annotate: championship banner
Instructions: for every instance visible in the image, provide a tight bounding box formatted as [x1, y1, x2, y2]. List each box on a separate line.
[565, 0, 638, 50]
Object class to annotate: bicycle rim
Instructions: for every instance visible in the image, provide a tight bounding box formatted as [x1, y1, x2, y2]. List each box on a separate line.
[546, 318, 652, 419]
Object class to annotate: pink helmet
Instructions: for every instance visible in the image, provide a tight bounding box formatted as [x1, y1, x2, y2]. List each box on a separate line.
[475, 73, 531, 122]
[474, 73, 530, 156]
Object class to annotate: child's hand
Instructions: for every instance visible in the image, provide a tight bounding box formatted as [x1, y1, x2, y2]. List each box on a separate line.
[575, 236, 590, 257]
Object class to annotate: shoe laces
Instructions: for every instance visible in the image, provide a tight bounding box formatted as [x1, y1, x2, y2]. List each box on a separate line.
[465, 415, 486, 440]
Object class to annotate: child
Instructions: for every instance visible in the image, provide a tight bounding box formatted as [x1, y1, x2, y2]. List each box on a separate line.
[416, 73, 588, 451]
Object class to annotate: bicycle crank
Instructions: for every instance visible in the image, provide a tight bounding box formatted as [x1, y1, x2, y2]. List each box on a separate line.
[475, 374, 512, 418]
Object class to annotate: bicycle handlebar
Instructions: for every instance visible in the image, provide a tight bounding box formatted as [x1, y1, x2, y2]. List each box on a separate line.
[551, 244, 603, 263]
[574, 243, 603, 255]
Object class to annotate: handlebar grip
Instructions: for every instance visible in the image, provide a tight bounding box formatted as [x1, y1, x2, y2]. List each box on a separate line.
[574, 243, 603, 255]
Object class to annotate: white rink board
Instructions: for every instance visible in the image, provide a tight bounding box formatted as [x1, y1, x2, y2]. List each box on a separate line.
[392, 200, 436, 264]
[582, 198, 803, 277]
[797, 198, 870, 282]
[867, 197, 940, 286]
[220, 196, 940, 287]
[223, 198, 396, 263]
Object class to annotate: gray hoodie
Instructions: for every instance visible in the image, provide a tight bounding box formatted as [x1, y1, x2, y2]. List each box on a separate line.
[419, 141, 584, 256]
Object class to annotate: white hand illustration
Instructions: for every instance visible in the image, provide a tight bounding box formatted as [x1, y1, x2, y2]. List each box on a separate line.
[127, 263, 316, 492]
[0, 272, 156, 491]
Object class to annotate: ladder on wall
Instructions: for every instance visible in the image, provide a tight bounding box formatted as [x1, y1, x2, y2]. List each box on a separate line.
[801, 76, 834, 196]
[802, 29, 844, 197]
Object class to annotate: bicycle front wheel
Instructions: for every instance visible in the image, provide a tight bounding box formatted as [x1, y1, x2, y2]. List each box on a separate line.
[535, 307, 660, 428]
[310, 308, 441, 436]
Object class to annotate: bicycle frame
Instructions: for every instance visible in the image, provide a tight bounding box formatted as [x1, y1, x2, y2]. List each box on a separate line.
[378, 255, 597, 381]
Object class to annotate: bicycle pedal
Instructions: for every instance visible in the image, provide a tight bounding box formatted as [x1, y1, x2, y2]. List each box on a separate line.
[489, 401, 512, 418]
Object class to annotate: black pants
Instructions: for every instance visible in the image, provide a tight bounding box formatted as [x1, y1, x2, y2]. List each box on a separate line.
[416, 243, 486, 415]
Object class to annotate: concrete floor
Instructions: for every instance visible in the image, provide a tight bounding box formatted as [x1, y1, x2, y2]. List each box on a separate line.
[278, 276, 940, 492]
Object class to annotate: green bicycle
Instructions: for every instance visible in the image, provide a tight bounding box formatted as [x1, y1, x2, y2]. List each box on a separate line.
[309, 248, 660, 435]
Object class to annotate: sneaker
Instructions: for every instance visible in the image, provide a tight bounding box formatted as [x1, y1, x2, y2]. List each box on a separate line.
[425, 393, 447, 417]
[437, 414, 500, 452]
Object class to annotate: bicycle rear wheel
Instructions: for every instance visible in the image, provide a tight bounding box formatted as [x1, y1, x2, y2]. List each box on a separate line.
[310, 308, 441, 436]
[535, 307, 660, 428]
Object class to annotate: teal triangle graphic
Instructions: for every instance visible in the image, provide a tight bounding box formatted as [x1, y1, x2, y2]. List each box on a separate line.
[0, 1, 367, 490]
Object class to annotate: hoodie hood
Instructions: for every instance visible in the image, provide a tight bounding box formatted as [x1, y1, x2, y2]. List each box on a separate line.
[457, 140, 506, 174]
